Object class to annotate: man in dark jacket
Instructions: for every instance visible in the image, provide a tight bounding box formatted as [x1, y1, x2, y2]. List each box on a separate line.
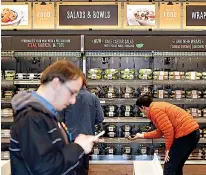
[10, 60, 99, 175]
[61, 86, 104, 175]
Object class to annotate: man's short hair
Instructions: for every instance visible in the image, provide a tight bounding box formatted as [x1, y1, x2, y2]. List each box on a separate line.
[136, 94, 153, 108]
[40, 60, 86, 85]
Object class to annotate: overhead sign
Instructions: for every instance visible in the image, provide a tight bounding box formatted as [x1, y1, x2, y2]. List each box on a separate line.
[33, 2, 55, 29]
[11, 36, 81, 51]
[1, 36, 12, 51]
[1, 2, 32, 30]
[183, 2, 206, 29]
[159, 2, 181, 29]
[154, 36, 206, 51]
[84, 36, 154, 51]
[56, 2, 121, 29]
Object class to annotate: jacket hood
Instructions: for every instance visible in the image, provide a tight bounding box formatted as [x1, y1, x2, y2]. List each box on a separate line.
[11, 91, 54, 120]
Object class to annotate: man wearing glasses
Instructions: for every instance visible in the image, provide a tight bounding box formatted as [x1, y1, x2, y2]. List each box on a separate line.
[10, 60, 100, 175]
[61, 79, 104, 175]
[128, 94, 200, 175]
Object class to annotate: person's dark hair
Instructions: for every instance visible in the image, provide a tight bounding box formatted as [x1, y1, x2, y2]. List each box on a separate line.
[136, 94, 153, 108]
[41, 60, 86, 85]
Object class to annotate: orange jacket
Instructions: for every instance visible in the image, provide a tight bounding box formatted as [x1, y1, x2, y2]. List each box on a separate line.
[144, 102, 199, 150]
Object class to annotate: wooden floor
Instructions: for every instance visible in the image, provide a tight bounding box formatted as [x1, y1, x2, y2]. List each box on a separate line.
[89, 165, 206, 175]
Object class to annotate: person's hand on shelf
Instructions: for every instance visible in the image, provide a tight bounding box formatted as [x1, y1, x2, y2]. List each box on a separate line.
[127, 133, 144, 141]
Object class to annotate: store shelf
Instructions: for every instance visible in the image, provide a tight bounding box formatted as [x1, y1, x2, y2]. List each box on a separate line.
[14, 80, 40, 85]
[153, 98, 206, 104]
[104, 138, 153, 144]
[153, 51, 206, 57]
[1, 117, 13, 123]
[14, 51, 81, 57]
[196, 118, 206, 123]
[87, 80, 153, 86]
[103, 117, 206, 124]
[1, 116, 204, 124]
[85, 51, 152, 57]
[1, 138, 10, 144]
[104, 117, 150, 123]
[1, 80, 14, 86]
[100, 98, 136, 105]
[12, 79, 206, 86]
[153, 80, 206, 85]
[153, 138, 206, 144]
[100, 98, 206, 105]
[1, 98, 12, 104]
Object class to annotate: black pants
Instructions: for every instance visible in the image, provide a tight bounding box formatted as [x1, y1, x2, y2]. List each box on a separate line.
[75, 154, 89, 175]
[164, 129, 200, 175]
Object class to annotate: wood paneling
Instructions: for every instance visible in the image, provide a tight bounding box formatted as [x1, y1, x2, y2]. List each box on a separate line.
[89, 164, 206, 175]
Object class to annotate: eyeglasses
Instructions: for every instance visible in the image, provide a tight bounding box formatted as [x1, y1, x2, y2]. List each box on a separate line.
[64, 85, 78, 96]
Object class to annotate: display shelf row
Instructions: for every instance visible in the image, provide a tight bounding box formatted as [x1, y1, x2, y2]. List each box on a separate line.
[1, 80, 205, 86]
[2, 79, 206, 86]
[1, 98, 206, 105]
[2, 117, 206, 124]
[1, 153, 206, 165]
[2, 137, 206, 144]
[2, 98, 206, 105]
[103, 117, 206, 124]
[100, 98, 206, 105]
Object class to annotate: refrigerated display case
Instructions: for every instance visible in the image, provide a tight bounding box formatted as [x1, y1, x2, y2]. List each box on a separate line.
[1, 34, 206, 175]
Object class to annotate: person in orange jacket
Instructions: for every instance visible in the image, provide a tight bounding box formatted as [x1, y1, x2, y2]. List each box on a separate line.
[128, 94, 200, 175]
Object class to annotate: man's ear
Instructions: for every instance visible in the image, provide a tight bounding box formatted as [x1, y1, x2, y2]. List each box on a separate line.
[51, 77, 60, 89]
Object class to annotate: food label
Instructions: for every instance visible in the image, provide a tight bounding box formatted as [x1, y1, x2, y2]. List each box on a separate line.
[192, 112, 198, 117]
[108, 127, 114, 132]
[175, 90, 182, 95]
[108, 93, 113, 98]
[143, 74, 148, 79]
[92, 74, 96, 79]
[158, 90, 164, 99]
[109, 148, 114, 154]
[125, 126, 130, 131]
[126, 87, 131, 93]
[192, 94, 198, 99]
[191, 72, 196, 80]
[17, 74, 24, 79]
[176, 94, 181, 99]
[125, 93, 130, 98]
[160, 71, 165, 76]
[125, 148, 131, 154]
[109, 87, 114, 92]
[28, 74, 35, 80]
[141, 148, 147, 154]
[175, 75, 180, 80]
[143, 87, 149, 92]
[158, 76, 163, 80]
[108, 132, 115, 137]
[126, 106, 130, 111]
[125, 111, 130, 116]
[109, 112, 114, 117]
[108, 74, 112, 80]
[192, 90, 197, 94]
[109, 106, 114, 112]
